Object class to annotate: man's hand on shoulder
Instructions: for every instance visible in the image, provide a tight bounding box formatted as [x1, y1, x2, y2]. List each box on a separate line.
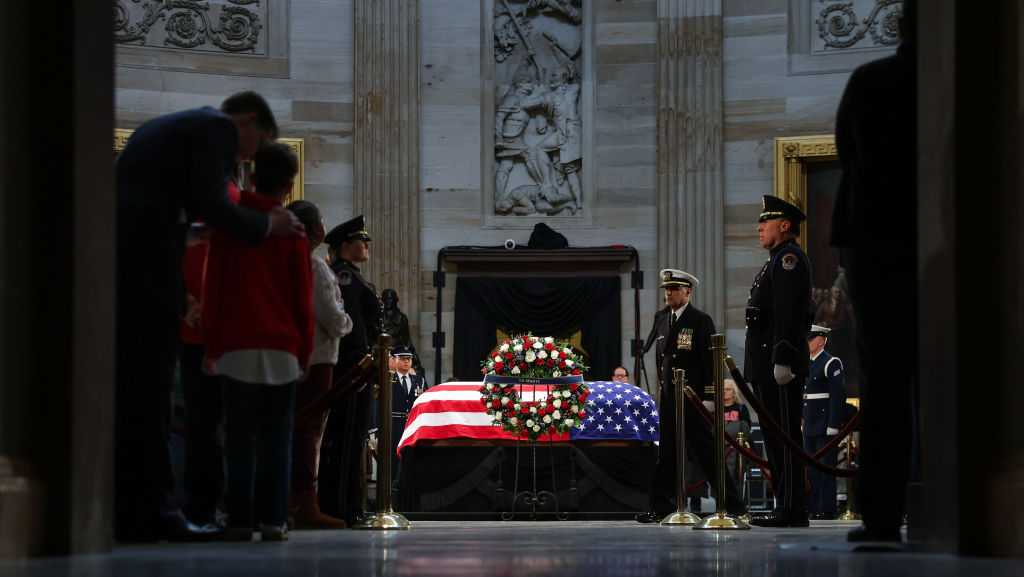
[268, 206, 305, 237]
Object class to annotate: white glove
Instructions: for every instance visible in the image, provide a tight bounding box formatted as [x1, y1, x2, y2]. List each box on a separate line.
[826, 427, 839, 436]
[773, 364, 795, 385]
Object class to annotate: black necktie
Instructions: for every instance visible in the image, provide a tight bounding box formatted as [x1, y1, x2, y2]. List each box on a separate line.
[402, 375, 409, 394]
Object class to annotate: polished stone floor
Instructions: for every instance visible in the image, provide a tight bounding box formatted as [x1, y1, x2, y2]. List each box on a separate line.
[2, 521, 1020, 577]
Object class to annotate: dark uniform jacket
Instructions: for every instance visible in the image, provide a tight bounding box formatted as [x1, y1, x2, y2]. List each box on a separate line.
[646, 303, 716, 401]
[803, 351, 846, 437]
[331, 259, 381, 371]
[372, 372, 426, 457]
[744, 239, 813, 383]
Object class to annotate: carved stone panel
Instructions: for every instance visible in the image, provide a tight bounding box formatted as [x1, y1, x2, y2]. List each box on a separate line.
[811, 0, 903, 53]
[114, 0, 266, 54]
[484, 0, 593, 224]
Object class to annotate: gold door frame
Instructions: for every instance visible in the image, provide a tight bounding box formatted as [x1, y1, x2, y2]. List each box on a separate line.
[113, 128, 305, 203]
[772, 134, 837, 248]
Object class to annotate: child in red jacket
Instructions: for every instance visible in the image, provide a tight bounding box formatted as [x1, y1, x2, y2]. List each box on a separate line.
[203, 142, 313, 542]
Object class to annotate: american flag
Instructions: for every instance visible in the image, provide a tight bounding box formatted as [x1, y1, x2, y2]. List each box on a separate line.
[397, 381, 659, 456]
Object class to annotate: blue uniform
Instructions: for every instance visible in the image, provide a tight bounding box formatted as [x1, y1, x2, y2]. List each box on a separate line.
[803, 350, 846, 516]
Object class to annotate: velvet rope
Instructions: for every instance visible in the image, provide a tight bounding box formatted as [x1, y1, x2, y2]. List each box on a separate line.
[722, 358, 858, 478]
[296, 354, 375, 418]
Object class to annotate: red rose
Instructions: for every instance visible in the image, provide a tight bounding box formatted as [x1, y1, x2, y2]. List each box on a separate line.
[560, 361, 567, 369]
[505, 352, 514, 360]
[519, 362, 527, 370]
[536, 359, 544, 366]
[545, 342, 554, 351]
[494, 361, 504, 371]
[578, 410, 586, 418]
[491, 399, 500, 409]
[572, 369, 582, 375]
[570, 383, 578, 391]
[521, 406, 529, 414]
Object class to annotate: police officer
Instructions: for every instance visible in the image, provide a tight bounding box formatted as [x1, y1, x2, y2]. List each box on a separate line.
[744, 195, 813, 527]
[318, 215, 382, 525]
[804, 325, 846, 520]
[637, 270, 745, 523]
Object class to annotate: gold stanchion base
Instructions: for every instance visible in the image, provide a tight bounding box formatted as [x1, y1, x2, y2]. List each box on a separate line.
[694, 512, 751, 530]
[352, 512, 411, 530]
[838, 509, 860, 521]
[660, 511, 703, 526]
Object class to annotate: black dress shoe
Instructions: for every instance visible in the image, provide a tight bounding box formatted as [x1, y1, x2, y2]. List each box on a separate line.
[847, 525, 901, 543]
[162, 510, 225, 542]
[634, 512, 663, 524]
[749, 511, 809, 528]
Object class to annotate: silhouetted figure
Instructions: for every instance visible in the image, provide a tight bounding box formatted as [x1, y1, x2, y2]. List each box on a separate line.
[381, 289, 424, 377]
[832, 0, 917, 543]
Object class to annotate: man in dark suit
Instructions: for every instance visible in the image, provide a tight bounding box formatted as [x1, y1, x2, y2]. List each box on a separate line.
[637, 270, 745, 523]
[744, 195, 813, 528]
[832, 0, 916, 543]
[803, 325, 846, 520]
[318, 215, 382, 525]
[114, 91, 303, 542]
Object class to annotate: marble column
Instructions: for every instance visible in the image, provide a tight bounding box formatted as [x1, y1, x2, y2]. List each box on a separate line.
[353, 0, 421, 340]
[656, 0, 725, 325]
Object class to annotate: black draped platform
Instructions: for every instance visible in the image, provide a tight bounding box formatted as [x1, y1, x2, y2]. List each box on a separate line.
[397, 442, 656, 519]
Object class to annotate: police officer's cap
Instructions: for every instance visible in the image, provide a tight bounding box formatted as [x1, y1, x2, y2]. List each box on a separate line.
[807, 324, 832, 339]
[759, 195, 806, 223]
[390, 346, 414, 358]
[324, 215, 372, 247]
[660, 269, 700, 289]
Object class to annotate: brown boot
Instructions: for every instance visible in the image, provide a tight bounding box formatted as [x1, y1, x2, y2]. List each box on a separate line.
[292, 489, 346, 530]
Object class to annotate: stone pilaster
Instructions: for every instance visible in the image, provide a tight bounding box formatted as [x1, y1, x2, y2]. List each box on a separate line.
[353, 0, 421, 339]
[656, 0, 725, 325]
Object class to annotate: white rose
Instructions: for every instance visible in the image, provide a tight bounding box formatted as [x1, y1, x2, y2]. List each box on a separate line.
[544, 337, 554, 344]
[543, 415, 552, 424]
[538, 350, 548, 360]
[513, 344, 523, 352]
[511, 366, 521, 375]
[513, 403, 521, 411]
[501, 396, 510, 405]
[565, 359, 574, 368]
[570, 404, 578, 412]
[562, 348, 571, 355]
[485, 383, 494, 391]
[562, 390, 571, 398]
[553, 410, 561, 420]
[500, 344, 509, 353]
[553, 399, 562, 409]
[494, 355, 502, 363]
[533, 425, 541, 432]
[550, 350, 559, 359]
[509, 417, 518, 425]
[564, 419, 574, 428]
[526, 419, 534, 427]
[525, 350, 536, 363]
[532, 341, 543, 350]
[530, 406, 538, 414]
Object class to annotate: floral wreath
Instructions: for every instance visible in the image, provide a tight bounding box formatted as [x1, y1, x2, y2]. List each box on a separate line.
[479, 334, 591, 441]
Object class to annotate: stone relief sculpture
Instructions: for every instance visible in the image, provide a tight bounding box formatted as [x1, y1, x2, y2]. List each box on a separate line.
[493, 0, 583, 216]
[114, 0, 265, 54]
[813, 0, 903, 53]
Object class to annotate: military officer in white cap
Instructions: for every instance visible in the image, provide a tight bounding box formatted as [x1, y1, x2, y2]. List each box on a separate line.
[637, 269, 745, 522]
[804, 324, 846, 519]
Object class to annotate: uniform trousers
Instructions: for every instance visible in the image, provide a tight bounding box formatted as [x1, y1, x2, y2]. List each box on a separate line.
[804, 435, 838, 516]
[754, 375, 807, 516]
[319, 356, 373, 524]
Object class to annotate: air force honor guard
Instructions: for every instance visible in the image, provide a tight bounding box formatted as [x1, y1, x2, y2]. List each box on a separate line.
[637, 270, 746, 523]
[744, 195, 813, 527]
[804, 325, 846, 519]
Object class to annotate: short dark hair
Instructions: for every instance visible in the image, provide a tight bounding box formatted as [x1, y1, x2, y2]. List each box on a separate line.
[787, 219, 801, 237]
[221, 91, 279, 139]
[286, 200, 321, 233]
[252, 143, 298, 197]
[613, 366, 629, 376]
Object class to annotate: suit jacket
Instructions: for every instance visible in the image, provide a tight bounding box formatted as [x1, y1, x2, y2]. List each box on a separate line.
[371, 372, 426, 456]
[743, 239, 813, 386]
[803, 351, 846, 436]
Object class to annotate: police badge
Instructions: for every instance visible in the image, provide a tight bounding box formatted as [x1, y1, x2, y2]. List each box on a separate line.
[677, 328, 693, 351]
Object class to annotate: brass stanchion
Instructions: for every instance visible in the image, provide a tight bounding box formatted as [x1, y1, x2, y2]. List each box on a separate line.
[838, 435, 860, 521]
[661, 369, 702, 526]
[736, 431, 748, 506]
[355, 332, 410, 530]
[695, 336, 750, 530]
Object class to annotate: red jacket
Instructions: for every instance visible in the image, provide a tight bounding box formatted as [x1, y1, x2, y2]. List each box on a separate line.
[181, 180, 242, 344]
[202, 191, 313, 368]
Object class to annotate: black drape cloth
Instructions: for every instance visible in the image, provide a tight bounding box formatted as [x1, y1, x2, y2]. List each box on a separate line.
[453, 277, 621, 382]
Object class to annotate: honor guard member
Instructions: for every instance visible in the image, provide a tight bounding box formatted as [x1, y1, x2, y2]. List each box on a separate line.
[319, 215, 382, 525]
[637, 270, 746, 523]
[744, 195, 813, 527]
[374, 346, 426, 504]
[804, 325, 847, 520]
